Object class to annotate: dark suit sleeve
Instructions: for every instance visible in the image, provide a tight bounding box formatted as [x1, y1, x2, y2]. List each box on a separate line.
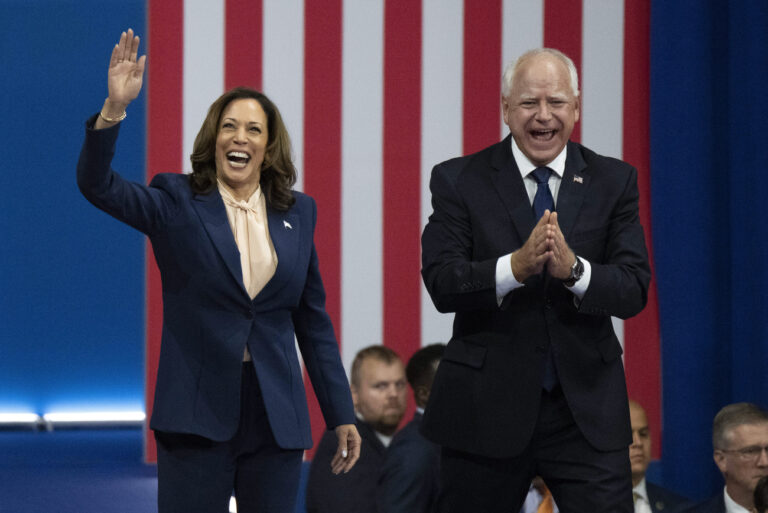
[77, 114, 178, 236]
[292, 197, 356, 430]
[421, 159, 500, 313]
[576, 165, 651, 320]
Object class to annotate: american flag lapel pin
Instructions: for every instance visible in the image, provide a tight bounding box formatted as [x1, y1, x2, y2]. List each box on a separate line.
[573, 175, 583, 184]
[283, 220, 292, 230]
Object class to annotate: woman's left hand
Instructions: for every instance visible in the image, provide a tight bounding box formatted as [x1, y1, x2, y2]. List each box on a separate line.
[330, 423, 361, 474]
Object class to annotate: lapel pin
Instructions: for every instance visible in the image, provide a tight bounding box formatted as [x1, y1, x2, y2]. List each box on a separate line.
[283, 220, 292, 230]
[573, 175, 583, 184]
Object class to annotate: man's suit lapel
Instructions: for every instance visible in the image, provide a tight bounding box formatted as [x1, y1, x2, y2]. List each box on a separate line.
[555, 141, 589, 240]
[490, 135, 537, 244]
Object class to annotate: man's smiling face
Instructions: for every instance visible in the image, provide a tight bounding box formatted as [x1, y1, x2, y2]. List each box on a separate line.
[502, 53, 580, 167]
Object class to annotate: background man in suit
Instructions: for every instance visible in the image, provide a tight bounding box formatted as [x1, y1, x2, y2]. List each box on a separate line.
[420, 48, 651, 513]
[629, 400, 692, 512]
[307, 345, 408, 513]
[378, 343, 445, 513]
[690, 403, 768, 513]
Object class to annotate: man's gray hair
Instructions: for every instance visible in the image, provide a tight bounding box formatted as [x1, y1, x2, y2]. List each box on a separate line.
[501, 48, 580, 99]
[712, 402, 768, 449]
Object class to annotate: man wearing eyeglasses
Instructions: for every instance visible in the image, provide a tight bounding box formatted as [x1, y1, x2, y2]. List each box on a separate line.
[691, 403, 768, 513]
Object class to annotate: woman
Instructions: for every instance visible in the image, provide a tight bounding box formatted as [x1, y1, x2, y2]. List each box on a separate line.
[78, 29, 360, 513]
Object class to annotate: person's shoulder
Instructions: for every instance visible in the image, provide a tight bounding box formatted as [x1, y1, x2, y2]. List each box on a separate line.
[285, 190, 316, 215]
[388, 417, 438, 461]
[646, 482, 694, 511]
[149, 172, 191, 189]
[431, 138, 508, 186]
[571, 142, 635, 174]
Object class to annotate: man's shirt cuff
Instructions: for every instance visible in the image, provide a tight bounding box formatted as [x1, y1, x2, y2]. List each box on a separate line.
[496, 254, 522, 304]
[565, 257, 591, 300]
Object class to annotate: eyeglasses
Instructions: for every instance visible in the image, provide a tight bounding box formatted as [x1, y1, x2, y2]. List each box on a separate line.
[718, 445, 768, 462]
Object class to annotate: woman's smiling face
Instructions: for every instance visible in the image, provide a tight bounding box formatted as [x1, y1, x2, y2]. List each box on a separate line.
[215, 98, 268, 198]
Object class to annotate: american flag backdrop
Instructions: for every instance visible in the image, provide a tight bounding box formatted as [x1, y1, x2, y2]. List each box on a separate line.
[143, 0, 660, 462]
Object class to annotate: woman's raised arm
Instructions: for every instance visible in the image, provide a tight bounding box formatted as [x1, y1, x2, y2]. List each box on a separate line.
[94, 28, 146, 130]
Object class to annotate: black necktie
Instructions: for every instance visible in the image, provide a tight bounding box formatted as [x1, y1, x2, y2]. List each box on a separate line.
[531, 167, 559, 390]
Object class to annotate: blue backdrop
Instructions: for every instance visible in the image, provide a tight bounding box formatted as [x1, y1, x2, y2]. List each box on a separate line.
[651, 0, 768, 501]
[0, 0, 766, 504]
[0, 0, 146, 415]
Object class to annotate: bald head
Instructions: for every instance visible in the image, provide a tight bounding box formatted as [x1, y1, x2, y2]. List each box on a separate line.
[628, 400, 652, 486]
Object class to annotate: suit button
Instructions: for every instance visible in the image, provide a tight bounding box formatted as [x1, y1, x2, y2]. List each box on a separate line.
[245, 311, 254, 320]
[545, 300, 552, 310]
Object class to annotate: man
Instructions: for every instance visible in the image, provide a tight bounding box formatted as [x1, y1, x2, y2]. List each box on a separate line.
[690, 403, 768, 513]
[420, 48, 651, 513]
[306, 345, 408, 513]
[629, 400, 692, 512]
[378, 343, 445, 513]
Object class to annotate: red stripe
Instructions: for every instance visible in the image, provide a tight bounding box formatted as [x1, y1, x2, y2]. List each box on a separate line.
[145, 0, 184, 463]
[225, 0, 263, 90]
[303, 0, 343, 459]
[462, 0, 502, 155]
[383, 0, 423, 424]
[621, 0, 662, 459]
[544, 0, 583, 143]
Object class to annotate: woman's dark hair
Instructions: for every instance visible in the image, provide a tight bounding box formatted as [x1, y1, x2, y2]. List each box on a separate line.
[189, 87, 296, 211]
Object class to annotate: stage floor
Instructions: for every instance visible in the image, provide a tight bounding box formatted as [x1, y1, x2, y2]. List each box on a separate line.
[0, 428, 156, 513]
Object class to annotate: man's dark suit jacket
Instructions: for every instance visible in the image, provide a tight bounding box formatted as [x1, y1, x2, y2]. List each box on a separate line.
[421, 135, 650, 458]
[646, 482, 694, 513]
[378, 412, 439, 513]
[306, 419, 386, 513]
[77, 116, 354, 448]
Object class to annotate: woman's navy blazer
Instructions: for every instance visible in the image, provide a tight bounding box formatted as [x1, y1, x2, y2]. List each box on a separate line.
[77, 116, 354, 448]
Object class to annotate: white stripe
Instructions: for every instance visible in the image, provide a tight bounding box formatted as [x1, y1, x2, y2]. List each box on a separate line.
[420, 0, 464, 346]
[341, 0, 384, 373]
[581, 1, 625, 347]
[581, 0, 624, 160]
[183, 0, 225, 174]
[501, 0, 544, 137]
[263, 0, 305, 192]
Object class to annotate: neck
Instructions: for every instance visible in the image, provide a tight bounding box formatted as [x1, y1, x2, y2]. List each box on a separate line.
[632, 475, 643, 488]
[218, 177, 260, 202]
[726, 484, 754, 510]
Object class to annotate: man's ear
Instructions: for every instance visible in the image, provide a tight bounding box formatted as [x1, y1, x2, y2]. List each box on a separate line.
[501, 96, 510, 125]
[573, 95, 581, 123]
[714, 450, 727, 475]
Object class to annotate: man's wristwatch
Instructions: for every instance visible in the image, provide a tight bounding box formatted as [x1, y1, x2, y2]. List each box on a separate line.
[563, 257, 584, 287]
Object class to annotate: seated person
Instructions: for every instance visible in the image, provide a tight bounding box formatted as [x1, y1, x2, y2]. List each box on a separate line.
[689, 403, 768, 513]
[378, 343, 445, 513]
[628, 400, 692, 512]
[306, 345, 407, 513]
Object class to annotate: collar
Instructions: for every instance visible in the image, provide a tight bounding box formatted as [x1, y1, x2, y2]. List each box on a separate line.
[632, 477, 649, 503]
[217, 178, 262, 208]
[510, 136, 567, 179]
[724, 486, 751, 513]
